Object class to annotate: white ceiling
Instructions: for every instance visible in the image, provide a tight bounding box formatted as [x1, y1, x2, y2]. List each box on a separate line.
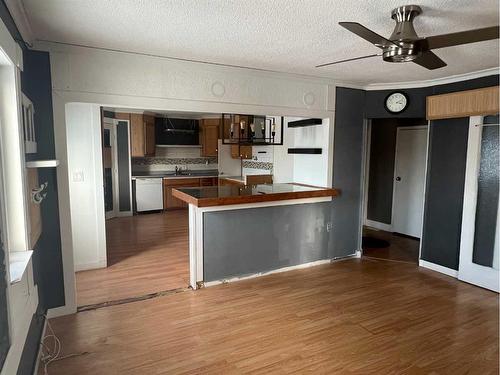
[21, 0, 500, 85]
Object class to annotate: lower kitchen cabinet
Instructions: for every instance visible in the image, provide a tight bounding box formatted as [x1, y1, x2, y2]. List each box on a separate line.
[163, 177, 218, 209]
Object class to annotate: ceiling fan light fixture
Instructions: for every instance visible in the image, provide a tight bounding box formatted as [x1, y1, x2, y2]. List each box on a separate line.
[383, 43, 419, 63]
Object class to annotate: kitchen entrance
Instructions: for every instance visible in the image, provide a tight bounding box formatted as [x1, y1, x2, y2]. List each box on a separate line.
[362, 118, 428, 264]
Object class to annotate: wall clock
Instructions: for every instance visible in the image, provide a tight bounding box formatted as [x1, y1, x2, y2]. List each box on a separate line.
[385, 92, 409, 114]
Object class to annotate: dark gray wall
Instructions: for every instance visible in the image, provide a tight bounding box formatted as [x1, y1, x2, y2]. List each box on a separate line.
[18, 48, 60, 375]
[331, 87, 365, 257]
[0, 233, 9, 370]
[117, 121, 131, 211]
[365, 87, 431, 119]
[420, 75, 499, 270]
[420, 118, 469, 269]
[367, 118, 397, 224]
[203, 202, 332, 281]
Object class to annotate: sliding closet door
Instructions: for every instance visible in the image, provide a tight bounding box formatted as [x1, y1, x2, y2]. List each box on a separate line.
[458, 115, 499, 292]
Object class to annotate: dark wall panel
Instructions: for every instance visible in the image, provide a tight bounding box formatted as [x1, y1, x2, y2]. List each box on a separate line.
[472, 115, 499, 266]
[367, 118, 397, 224]
[21, 50, 65, 309]
[0, 233, 9, 370]
[420, 118, 469, 269]
[203, 203, 332, 281]
[117, 121, 131, 211]
[331, 87, 365, 257]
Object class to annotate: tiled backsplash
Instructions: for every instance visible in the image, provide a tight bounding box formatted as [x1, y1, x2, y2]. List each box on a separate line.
[132, 146, 217, 172]
[242, 160, 273, 171]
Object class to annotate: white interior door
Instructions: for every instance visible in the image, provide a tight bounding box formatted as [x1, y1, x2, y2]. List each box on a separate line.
[458, 116, 499, 292]
[392, 126, 428, 238]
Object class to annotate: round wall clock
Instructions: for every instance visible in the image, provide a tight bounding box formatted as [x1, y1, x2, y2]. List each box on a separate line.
[385, 92, 409, 114]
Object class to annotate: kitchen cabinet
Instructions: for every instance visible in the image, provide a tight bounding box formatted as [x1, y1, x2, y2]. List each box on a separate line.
[163, 177, 218, 209]
[200, 119, 220, 157]
[230, 144, 252, 159]
[130, 113, 156, 157]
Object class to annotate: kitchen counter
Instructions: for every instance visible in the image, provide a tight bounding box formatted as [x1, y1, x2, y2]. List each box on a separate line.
[172, 183, 339, 207]
[132, 170, 219, 180]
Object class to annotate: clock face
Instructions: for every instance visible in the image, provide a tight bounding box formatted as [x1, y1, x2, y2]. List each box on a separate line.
[385, 92, 408, 113]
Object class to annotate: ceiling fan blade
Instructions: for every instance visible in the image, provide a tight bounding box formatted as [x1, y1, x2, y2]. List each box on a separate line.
[424, 26, 499, 50]
[412, 51, 447, 70]
[339, 22, 397, 48]
[316, 54, 380, 68]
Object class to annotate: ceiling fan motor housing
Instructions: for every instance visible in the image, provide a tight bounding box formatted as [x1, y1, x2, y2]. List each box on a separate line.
[383, 5, 423, 63]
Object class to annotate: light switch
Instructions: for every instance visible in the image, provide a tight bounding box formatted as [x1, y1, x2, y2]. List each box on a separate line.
[73, 170, 84, 182]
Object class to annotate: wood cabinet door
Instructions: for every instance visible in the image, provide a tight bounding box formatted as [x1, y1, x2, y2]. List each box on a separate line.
[164, 178, 201, 209]
[200, 119, 219, 157]
[144, 121, 156, 156]
[230, 145, 252, 159]
[203, 124, 219, 157]
[130, 113, 144, 157]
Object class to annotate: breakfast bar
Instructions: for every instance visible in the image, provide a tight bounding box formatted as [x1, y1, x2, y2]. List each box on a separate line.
[172, 183, 339, 288]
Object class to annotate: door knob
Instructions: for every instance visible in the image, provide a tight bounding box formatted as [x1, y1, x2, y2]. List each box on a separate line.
[395, 176, 401, 181]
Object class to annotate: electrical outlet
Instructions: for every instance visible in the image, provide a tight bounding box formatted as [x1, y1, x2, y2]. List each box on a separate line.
[326, 222, 333, 232]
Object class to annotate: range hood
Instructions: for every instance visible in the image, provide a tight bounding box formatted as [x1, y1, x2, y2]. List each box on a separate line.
[155, 117, 199, 145]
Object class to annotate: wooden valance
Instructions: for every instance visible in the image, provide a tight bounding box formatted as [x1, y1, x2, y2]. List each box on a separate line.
[426, 86, 499, 120]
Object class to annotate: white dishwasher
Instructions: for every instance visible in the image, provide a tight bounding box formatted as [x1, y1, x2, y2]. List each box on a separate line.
[135, 178, 164, 212]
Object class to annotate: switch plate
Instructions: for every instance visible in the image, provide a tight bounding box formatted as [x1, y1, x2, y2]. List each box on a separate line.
[326, 222, 333, 232]
[73, 170, 84, 182]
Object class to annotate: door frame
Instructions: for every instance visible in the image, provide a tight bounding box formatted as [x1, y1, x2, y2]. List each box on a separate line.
[390, 125, 428, 238]
[457, 115, 499, 292]
[103, 119, 119, 220]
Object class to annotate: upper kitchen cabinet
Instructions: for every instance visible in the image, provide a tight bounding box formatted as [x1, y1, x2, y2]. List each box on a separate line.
[130, 113, 156, 157]
[200, 118, 220, 157]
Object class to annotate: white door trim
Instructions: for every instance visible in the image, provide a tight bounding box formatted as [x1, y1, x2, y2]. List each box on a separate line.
[390, 125, 428, 238]
[457, 116, 499, 292]
[103, 121, 118, 220]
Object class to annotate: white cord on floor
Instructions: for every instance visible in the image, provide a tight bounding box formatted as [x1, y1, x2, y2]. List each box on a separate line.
[40, 315, 62, 375]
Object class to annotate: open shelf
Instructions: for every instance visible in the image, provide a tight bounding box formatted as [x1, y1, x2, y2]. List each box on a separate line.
[26, 159, 60, 168]
[287, 118, 322, 128]
[288, 148, 322, 155]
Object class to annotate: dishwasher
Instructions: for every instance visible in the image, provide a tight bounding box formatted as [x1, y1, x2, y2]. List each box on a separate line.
[135, 178, 164, 212]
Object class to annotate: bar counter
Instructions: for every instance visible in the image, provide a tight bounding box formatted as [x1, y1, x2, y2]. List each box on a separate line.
[172, 183, 339, 207]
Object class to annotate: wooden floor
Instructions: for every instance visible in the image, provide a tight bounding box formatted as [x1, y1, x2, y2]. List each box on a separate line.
[362, 227, 420, 264]
[76, 210, 189, 306]
[49, 259, 498, 374]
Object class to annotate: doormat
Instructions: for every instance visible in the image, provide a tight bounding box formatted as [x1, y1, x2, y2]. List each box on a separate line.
[362, 236, 390, 249]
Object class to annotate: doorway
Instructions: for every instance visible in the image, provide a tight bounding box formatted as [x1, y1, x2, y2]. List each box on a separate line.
[362, 118, 428, 263]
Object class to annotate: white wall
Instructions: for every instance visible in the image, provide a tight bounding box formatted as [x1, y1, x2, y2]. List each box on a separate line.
[292, 118, 330, 187]
[66, 103, 107, 271]
[273, 117, 331, 187]
[37, 41, 336, 316]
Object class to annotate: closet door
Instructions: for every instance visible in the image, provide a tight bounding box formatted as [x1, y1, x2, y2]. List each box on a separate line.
[458, 115, 499, 292]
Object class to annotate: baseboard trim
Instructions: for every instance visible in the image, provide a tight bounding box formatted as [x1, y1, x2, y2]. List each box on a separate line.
[74, 260, 106, 272]
[204, 258, 334, 287]
[47, 304, 77, 319]
[419, 260, 458, 278]
[365, 220, 392, 232]
[33, 317, 47, 375]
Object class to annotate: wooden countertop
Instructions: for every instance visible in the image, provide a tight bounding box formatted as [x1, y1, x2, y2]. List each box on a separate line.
[172, 183, 339, 207]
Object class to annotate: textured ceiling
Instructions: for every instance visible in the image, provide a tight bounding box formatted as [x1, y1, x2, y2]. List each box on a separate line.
[22, 0, 499, 85]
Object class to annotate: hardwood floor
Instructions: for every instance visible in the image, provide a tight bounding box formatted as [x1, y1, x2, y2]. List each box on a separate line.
[362, 226, 420, 264]
[76, 210, 189, 307]
[49, 259, 498, 374]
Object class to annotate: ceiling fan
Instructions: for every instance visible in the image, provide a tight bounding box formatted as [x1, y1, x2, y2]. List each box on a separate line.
[317, 5, 500, 70]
